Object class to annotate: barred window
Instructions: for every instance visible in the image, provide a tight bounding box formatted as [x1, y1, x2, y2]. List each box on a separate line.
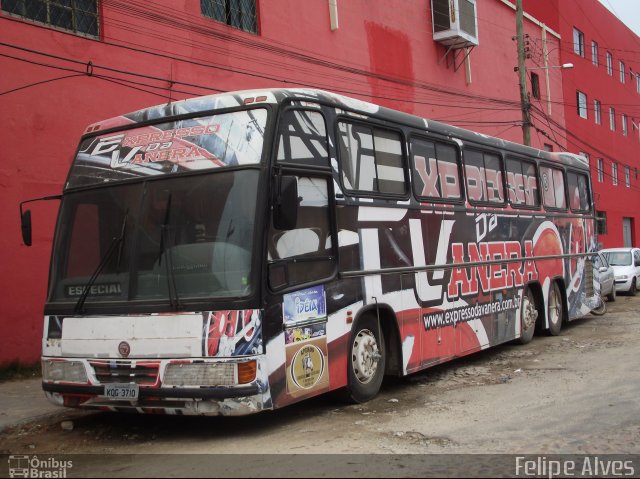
[596, 210, 607, 235]
[1, 0, 99, 37]
[201, 0, 257, 34]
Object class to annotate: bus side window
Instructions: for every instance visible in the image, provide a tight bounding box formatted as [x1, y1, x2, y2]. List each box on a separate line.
[411, 137, 461, 202]
[523, 161, 540, 207]
[277, 109, 329, 166]
[568, 171, 591, 212]
[506, 158, 540, 208]
[338, 122, 406, 195]
[268, 176, 335, 290]
[540, 165, 567, 210]
[464, 149, 505, 205]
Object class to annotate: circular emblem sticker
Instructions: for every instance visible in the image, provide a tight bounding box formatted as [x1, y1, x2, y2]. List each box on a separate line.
[290, 344, 325, 390]
[118, 341, 131, 358]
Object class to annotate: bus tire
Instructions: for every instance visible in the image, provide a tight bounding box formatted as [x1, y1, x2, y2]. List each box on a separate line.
[607, 287, 616, 302]
[344, 315, 385, 404]
[546, 281, 564, 336]
[630, 279, 637, 296]
[519, 287, 538, 344]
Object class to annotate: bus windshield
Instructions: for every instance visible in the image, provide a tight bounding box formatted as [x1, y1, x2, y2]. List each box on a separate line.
[48, 169, 259, 307]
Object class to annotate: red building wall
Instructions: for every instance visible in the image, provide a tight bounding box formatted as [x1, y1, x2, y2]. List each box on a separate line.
[0, 0, 565, 365]
[526, 0, 640, 248]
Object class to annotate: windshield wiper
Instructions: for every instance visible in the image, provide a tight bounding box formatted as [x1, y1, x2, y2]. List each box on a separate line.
[158, 193, 182, 310]
[74, 211, 128, 314]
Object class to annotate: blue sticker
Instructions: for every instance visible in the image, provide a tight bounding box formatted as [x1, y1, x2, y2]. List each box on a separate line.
[283, 285, 326, 326]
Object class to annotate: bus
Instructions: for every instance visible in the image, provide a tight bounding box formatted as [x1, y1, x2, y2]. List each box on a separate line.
[22, 88, 599, 416]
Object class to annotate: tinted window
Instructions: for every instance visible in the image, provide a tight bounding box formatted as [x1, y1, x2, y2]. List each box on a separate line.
[464, 150, 505, 204]
[539, 165, 567, 210]
[268, 176, 335, 290]
[567, 171, 591, 212]
[411, 138, 461, 202]
[338, 122, 406, 195]
[506, 158, 540, 208]
[277, 109, 329, 166]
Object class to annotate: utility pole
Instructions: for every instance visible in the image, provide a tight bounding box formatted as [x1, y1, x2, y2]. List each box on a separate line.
[516, 0, 531, 146]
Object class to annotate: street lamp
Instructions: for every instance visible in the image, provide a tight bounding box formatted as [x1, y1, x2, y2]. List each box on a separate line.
[514, 63, 574, 72]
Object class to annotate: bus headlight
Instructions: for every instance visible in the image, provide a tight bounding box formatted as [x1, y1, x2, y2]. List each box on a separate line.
[163, 361, 257, 387]
[42, 360, 88, 383]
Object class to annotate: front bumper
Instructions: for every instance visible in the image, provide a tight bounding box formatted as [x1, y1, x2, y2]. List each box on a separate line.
[41, 356, 273, 416]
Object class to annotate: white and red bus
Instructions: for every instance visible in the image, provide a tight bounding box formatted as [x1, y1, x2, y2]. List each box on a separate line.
[22, 89, 599, 416]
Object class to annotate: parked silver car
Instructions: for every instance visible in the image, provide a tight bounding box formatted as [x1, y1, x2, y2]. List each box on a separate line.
[594, 252, 615, 301]
[600, 247, 640, 296]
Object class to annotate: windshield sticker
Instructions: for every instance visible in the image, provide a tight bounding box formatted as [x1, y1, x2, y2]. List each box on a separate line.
[67, 109, 267, 189]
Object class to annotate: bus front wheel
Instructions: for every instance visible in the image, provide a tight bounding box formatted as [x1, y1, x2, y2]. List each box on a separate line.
[345, 316, 385, 403]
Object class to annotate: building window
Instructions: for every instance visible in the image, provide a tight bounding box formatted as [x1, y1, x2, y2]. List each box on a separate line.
[531, 73, 540, 99]
[637, 74, 640, 94]
[596, 211, 607, 235]
[576, 91, 588, 119]
[622, 114, 628, 136]
[573, 28, 585, 57]
[591, 41, 599, 66]
[609, 107, 616, 131]
[620, 61, 626, 83]
[594, 100, 601, 124]
[544, 144, 553, 152]
[607, 52, 613, 75]
[201, 0, 258, 34]
[625, 166, 631, 187]
[1, 0, 99, 37]
[612, 162, 618, 186]
[597, 158, 604, 182]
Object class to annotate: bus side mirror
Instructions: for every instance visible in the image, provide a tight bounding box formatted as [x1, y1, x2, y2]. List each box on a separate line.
[19, 194, 62, 247]
[274, 176, 299, 231]
[21, 209, 32, 247]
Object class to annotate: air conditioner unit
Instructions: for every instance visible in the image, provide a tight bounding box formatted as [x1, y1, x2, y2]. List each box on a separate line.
[431, 0, 479, 48]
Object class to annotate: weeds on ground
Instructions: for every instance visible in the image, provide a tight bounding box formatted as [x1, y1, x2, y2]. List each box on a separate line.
[0, 363, 41, 382]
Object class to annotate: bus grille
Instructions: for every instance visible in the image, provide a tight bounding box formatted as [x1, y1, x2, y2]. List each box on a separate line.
[89, 360, 160, 386]
[584, 258, 594, 297]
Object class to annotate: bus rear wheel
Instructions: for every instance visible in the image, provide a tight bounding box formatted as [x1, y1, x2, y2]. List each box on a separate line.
[546, 281, 564, 336]
[519, 287, 537, 344]
[344, 316, 385, 404]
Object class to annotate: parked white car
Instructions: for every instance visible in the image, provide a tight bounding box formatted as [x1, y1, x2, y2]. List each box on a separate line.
[594, 252, 616, 301]
[600, 248, 640, 296]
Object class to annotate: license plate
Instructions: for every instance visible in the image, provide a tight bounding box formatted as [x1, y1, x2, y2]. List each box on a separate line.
[103, 383, 139, 400]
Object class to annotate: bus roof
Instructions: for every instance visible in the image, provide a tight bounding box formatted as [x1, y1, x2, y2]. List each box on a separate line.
[83, 88, 588, 171]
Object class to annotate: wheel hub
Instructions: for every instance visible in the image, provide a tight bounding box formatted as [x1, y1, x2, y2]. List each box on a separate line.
[522, 295, 538, 330]
[352, 329, 381, 384]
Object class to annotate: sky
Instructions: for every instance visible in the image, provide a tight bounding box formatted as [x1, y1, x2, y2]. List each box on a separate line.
[597, 0, 640, 36]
